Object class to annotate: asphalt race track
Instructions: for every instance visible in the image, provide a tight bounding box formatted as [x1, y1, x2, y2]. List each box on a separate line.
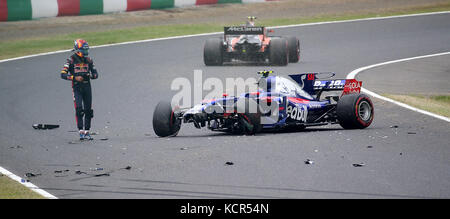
[357, 53, 450, 95]
[1, 13, 450, 199]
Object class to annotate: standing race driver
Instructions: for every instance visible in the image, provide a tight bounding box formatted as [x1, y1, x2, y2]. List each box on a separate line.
[60, 39, 99, 140]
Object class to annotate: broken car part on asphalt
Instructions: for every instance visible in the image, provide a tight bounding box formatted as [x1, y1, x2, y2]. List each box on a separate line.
[33, 124, 60, 130]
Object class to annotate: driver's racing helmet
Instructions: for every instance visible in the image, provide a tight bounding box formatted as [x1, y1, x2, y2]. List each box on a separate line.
[74, 39, 89, 58]
[246, 16, 256, 27]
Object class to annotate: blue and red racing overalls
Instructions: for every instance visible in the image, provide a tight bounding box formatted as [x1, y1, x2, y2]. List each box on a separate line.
[61, 54, 99, 131]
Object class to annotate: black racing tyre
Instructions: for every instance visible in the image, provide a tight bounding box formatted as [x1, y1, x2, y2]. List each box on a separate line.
[234, 98, 262, 135]
[152, 101, 181, 137]
[204, 38, 223, 66]
[269, 38, 288, 66]
[336, 94, 374, 129]
[285, 36, 300, 63]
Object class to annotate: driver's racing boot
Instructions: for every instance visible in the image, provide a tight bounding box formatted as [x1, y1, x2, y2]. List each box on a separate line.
[84, 131, 93, 140]
[79, 130, 85, 141]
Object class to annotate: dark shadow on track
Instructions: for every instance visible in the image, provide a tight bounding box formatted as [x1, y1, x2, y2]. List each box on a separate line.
[218, 60, 295, 66]
[149, 126, 345, 139]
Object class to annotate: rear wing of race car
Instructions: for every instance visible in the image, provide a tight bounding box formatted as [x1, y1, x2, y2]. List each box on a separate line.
[289, 73, 362, 96]
[224, 26, 265, 36]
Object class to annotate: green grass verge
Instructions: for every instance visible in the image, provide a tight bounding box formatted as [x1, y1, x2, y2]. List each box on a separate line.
[1, 3, 450, 60]
[384, 94, 450, 118]
[0, 175, 44, 199]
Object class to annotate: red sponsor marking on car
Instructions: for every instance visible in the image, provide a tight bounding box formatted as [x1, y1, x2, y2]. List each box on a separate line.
[259, 96, 274, 103]
[343, 79, 362, 95]
[288, 97, 310, 104]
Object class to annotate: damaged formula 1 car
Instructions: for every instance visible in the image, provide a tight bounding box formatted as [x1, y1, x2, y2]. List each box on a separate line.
[152, 71, 374, 137]
[204, 26, 300, 66]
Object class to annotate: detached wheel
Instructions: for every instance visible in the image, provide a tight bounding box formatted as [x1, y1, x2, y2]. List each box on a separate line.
[269, 38, 288, 66]
[153, 101, 181, 137]
[204, 38, 223, 66]
[336, 94, 374, 129]
[234, 98, 262, 135]
[285, 36, 300, 63]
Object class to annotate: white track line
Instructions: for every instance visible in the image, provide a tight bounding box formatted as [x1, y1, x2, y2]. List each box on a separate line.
[1, 11, 449, 199]
[0, 167, 57, 199]
[347, 52, 450, 123]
